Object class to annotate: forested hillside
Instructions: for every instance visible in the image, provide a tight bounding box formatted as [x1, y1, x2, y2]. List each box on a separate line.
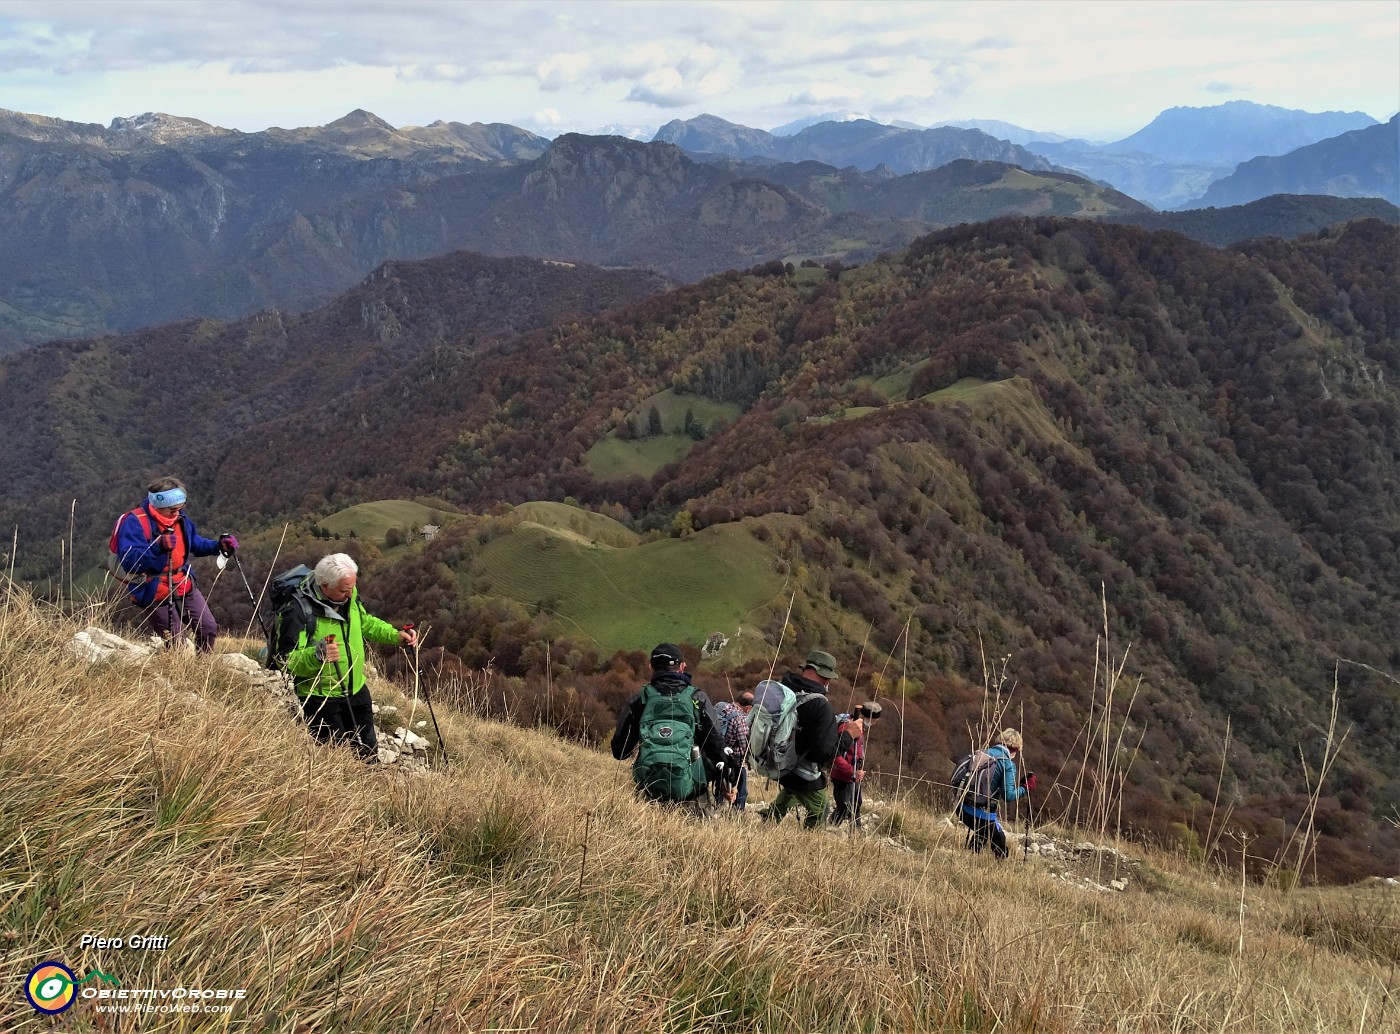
[3, 217, 1396, 879]
[0, 111, 1146, 350]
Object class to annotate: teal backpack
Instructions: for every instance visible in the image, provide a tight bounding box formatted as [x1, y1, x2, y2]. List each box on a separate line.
[746, 679, 820, 783]
[633, 684, 706, 802]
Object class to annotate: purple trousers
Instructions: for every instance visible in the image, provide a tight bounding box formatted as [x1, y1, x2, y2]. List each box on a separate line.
[136, 587, 218, 652]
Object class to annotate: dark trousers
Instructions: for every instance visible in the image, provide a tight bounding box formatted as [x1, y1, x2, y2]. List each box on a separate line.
[830, 778, 856, 825]
[135, 587, 218, 652]
[714, 765, 749, 810]
[961, 805, 1008, 858]
[301, 687, 379, 762]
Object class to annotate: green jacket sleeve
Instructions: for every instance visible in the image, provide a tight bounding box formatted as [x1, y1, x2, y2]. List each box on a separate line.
[358, 604, 401, 646]
[284, 620, 329, 678]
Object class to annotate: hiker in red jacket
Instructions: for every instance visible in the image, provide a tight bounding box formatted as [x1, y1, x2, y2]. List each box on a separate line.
[829, 702, 881, 827]
[110, 476, 237, 652]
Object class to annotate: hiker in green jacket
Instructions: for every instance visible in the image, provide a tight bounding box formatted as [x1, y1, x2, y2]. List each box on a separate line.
[285, 553, 416, 763]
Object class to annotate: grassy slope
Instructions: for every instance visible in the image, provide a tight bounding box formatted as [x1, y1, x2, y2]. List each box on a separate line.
[317, 499, 465, 543]
[2, 596, 1394, 1033]
[584, 390, 744, 482]
[471, 518, 786, 656]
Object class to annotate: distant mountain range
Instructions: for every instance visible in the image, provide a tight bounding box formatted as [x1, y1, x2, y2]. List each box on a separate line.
[655, 102, 1388, 211]
[1099, 100, 1377, 167]
[1027, 102, 1383, 209]
[652, 114, 1058, 173]
[1, 100, 1392, 353]
[1186, 116, 1400, 208]
[0, 108, 1145, 351]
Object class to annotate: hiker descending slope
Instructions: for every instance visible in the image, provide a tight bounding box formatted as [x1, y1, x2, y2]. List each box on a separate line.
[829, 702, 881, 827]
[955, 728, 1036, 858]
[712, 690, 754, 810]
[281, 553, 417, 763]
[759, 649, 842, 829]
[611, 643, 732, 811]
[108, 476, 238, 652]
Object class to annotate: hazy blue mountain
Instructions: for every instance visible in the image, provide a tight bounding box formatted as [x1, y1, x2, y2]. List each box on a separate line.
[930, 118, 1071, 145]
[1185, 116, 1400, 209]
[772, 110, 877, 135]
[1024, 102, 1384, 209]
[1022, 140, 1226, 210]
[654, 115, 1055, 175]
[785, 121, 1056, 174]
[1105, 100, 1378, 166]
[652, 114, 780, 158]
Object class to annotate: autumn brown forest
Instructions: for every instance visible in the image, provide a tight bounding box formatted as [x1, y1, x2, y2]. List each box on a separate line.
[2, 216, 1397, 880]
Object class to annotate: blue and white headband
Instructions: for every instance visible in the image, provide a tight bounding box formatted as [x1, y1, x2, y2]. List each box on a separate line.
[148, 487, 187, 509]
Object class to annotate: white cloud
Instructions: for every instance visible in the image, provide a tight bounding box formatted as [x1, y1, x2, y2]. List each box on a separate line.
[0, 0, 1393, 138]
[537, 52, 591, 91]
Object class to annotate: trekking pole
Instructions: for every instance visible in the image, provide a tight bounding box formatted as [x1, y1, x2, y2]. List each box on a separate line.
[854, 703, 874, 830]
[1019, 702, 1033, 862]
[752, 591, 797, 797]
[323, 632, 362, 754]
[230, 554, 269, 636]
[164, 524, 178, 650]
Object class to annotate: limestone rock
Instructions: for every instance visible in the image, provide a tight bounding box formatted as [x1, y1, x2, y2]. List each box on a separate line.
[67, 627, 157, 664]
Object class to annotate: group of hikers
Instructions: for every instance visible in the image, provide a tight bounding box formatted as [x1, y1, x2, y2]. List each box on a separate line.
[608, 642, 887, 829]
[109, 477, 1036, 852]
[608, 639, 1036, 849]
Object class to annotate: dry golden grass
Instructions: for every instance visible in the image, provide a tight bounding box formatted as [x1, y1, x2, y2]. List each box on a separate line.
[0, 591, 1395, 1033]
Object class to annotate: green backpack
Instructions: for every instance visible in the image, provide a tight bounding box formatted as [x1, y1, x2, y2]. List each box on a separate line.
[633, 684, 707, 802]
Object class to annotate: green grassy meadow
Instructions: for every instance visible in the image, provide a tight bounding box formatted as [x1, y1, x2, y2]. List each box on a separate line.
[471, 518, 787, 656]
[317, 499, 464, 543]
[584, 390, 743, 481]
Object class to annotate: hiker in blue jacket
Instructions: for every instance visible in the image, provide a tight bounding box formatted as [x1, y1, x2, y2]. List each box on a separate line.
[109, 476, 237, 652]
[959, 728, 1036, 858]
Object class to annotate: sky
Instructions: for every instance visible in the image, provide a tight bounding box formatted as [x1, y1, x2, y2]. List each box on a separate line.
[1, 0, 1396, 142]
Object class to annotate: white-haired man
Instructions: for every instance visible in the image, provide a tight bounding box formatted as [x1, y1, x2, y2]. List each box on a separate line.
[284, 553, 417, 762]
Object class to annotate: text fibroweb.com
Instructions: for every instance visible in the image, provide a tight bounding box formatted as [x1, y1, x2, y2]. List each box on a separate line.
[84, 986, 245, 1015]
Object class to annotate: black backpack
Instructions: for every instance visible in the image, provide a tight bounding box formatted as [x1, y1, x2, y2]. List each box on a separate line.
[952, 749, 1001, 809]
[265, 565, 318, 670]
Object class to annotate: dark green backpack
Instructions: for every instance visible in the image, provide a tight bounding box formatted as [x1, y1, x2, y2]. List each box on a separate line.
[633, 684, 706, 802]
[264, 565, 318, 671]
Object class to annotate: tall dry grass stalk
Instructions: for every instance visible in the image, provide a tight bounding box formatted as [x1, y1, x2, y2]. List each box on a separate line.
[1031, 588, 1145, 883]
[1202, 717, 1235, 863]
[1271, 667, 1351, 888]
[0, 590, 1393, 1033]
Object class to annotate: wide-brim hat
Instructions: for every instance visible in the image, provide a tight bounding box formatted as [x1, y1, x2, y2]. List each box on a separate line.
[803, 649, 839, 680]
